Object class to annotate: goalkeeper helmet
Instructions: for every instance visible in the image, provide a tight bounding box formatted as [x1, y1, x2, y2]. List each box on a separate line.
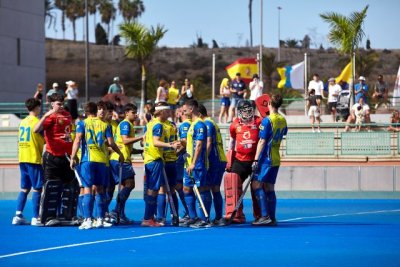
[237, 100, 254, 122]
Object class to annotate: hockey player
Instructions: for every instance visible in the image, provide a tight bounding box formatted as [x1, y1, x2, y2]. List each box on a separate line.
[12, 98, 45, 226]
[224, 99, 261, 223]
[252, 94, 287, 226]
[198, 104, 227, 226]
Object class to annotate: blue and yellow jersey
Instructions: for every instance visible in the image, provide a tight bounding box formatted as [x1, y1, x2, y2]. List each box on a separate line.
[110, 120, 118, 137]
[177, 119, 191, 164]
[258, 113, 288, 166]
[163, 120, 178, 162]
[185, 118, 207, 169]
[204, 117, 227, 164]
[76, 117, 112, 164]
[18, 115, 45, 164]
[110, 119, 135, 163]
[144, 118, 166, 164]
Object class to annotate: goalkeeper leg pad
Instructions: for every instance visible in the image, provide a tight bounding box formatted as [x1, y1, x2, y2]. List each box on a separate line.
[39, 180, 63, 225]
[224, 172, 245, 222]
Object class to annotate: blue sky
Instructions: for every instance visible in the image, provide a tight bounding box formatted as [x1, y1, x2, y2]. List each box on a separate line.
[46, 0, 400, 49]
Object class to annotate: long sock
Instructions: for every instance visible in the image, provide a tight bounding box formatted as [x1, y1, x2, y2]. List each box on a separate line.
[184, 192, 197, 219]
[170, 192, 179, 217]
[16, 191, 28, 214]
[32, 191, 41, 218]
[266, 191, 277, 220]
[198, 191, 212, 221]
[177, 188, 189, 216]
[116, 187, 132, 217]
[212, 191, 223, 220]
[82, 193, 92, 219]
[144, 195, 157, 220]
[95, 193, 106, 218]
[77, 195, 84, 217]
[254, 188, 268, 217]
[157, 194, 166, 220]
[106, 188, 114, 213]
[89, 195, 95, 218]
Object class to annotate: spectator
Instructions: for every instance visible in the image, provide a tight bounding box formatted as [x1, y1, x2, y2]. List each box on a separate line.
[345, 97, 371, 132]
[46, 83, 65, 103]
[306, 89, 321, 133]
[354, 76, 369, 104]
[65, 81, 79, 121]
[327, 77, 342, 122]
[249, 74, 263, 101]
[155, 79, 169, 104]
[108, 77, 124, 94]
[34, 83, 44, 103]
[179, 78, 194, 105]
[141, 100, 153, 126]
[167, 80, 180, 121]
[228, 72, 246, 122]
[338, 80, 349, 91]
[387, 110, 400, 132]
[308, 73, 325, 111]
[219, 78, 231, 123]
[373, 74, 388, 109]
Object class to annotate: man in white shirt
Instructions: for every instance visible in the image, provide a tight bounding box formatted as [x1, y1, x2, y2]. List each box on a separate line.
[249, 74, 263, 101]
[344, 97, 371, 132]
[327, 78, 342, 122]
[308, 73, 325, 110]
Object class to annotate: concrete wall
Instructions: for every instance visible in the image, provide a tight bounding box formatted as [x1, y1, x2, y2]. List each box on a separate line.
[0, 0, 45, 102]
[1, 165, 399, 199]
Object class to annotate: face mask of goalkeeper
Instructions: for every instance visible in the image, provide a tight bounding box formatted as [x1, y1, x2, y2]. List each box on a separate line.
[238, 105, 254, 123]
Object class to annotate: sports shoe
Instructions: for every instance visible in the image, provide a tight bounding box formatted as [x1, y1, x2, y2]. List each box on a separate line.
[252, 216, 272, 226]
[119, 215, 134, 225]
[12, 215, 28, 225]
[212, 218, 227, 227]
[155, 218, 166, 226]
[31, 217, 44, 227]
[141, 219, 162, 227]
[95, 218, 113, 228]
[79, 218, 93, 230]
[180, 218, 197, 227]
[179, 215, 190, 223]
[317, 129, 321, 133]
[190, 219, 211, 228]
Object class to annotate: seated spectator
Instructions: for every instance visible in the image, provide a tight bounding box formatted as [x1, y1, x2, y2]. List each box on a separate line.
[345, 97, 371, 132]
[373, 74, 389, 109]
[306, 89, 321, 133]
[387, 110, 400, 132]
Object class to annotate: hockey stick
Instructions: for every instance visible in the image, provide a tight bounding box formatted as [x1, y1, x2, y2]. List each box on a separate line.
[228, 173, 254, 225]
[115, 163, 123, 225]
[190, 176, 210, 224]
[162, 168, 179, 226]
[65, 154, 82, 187]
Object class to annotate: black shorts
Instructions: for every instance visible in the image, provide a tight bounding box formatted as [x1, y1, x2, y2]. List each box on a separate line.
[43, 152, 74, 184]
[328, 102, 337, 110]
[231, 159, 253, 182]
[315, 95, 323, 100]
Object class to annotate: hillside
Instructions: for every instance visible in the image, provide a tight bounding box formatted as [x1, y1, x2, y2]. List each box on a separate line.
[46, 39, 400, 100]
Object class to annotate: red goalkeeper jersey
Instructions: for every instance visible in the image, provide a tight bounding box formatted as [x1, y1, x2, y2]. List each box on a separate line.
[229, 116, 262, 162]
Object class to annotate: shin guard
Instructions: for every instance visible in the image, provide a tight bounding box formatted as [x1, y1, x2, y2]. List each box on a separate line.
[224, 172, 245, 222]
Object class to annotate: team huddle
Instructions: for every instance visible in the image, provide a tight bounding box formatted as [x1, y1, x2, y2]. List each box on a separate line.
[12, 93, 287, 229]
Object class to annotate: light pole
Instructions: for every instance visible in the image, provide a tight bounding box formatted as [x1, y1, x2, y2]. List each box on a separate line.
[277, 6, 282, 62]
[85, 0, 90, 102]
[259, 0, 263, 80]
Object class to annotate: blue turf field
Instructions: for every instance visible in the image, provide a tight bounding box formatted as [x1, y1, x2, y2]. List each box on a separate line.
[0, 199, 399, 266]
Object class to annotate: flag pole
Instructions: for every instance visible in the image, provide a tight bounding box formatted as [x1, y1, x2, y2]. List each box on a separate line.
[350, 51, 356, 106]
[259, 0, 263, 80]
[212, 53, 216, 118]
[304, 53, 308, 95]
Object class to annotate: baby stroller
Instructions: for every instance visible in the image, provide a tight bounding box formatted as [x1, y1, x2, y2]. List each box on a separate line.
[336, 90, 350, 121]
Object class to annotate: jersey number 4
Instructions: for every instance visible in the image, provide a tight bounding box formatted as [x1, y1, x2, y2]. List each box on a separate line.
[19, 126, 31, 142]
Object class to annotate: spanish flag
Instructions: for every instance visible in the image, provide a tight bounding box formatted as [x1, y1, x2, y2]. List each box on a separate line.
[225, 58, 258, 85]
[335, 62, 352, 84]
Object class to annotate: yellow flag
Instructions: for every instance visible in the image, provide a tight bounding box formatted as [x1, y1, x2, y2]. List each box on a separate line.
[335, 62, 352, 83]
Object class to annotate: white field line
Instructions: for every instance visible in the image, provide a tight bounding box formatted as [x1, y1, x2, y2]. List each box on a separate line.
[0, 228, 208, 259]
[279, 209, 400, 222]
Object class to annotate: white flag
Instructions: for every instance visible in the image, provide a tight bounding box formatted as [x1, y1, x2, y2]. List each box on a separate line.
[277, 61, 305, 90]
[393, 65, 400, 107]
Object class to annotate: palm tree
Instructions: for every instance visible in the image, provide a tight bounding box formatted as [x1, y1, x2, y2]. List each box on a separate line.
[118, 0, 145, 22]
[248, 0, 253, 47]
[54, 0, 68, 39]
[45, 0, 57, 30]
[119, 22, 167, 114]
[99, 0, 116, 39]
[66, 0, 85, 41]
[320, 5, 369, 103]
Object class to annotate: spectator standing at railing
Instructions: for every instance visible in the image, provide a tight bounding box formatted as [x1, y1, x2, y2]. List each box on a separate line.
[373, 74, 388, 109]
[34, 83, 44, 103]
[65, 81, 79, 121]
[179, 78, 195, 106]
[228, 72, 246, 122]
[306, 89, 321, 133]
[155, 79, 169, 104]
[387, 110, 400, 132]
[345, 97, 371, 132]
[108, 77, 124, 95]
[308, 74, 325, 112]
[354, 76, 369, 104]
[167, 81, 180, 121]
[46, 83, 65, 104]
[327, 78, 342, 122]
[219, 78, 231, 124]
